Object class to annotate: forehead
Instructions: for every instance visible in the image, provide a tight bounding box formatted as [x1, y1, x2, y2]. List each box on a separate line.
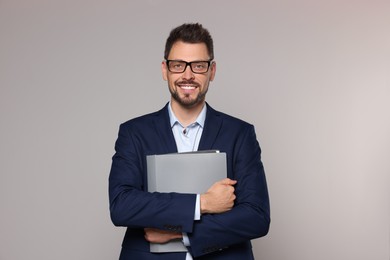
[168, 41, 210, 61]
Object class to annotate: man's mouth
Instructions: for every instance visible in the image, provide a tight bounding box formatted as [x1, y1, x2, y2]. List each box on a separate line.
[177, 82, 199, 90]
[179, 85, 196, 90]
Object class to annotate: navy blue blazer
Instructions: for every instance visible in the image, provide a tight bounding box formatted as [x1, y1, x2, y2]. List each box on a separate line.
[109, 103, 270, 259]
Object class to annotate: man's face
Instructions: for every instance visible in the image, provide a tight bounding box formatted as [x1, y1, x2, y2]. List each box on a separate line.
[162, 41, 216, 109]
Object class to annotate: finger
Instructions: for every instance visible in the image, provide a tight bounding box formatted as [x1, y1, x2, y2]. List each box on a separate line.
[220, 178, 237, 185]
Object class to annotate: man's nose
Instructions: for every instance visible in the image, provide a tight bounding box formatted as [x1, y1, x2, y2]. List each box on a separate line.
[182, 65, 195, 80]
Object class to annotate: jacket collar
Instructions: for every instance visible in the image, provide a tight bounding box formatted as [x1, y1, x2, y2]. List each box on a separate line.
[198, 103, 223, 151]
[153, 103, 177, 153]
[153, 102, 223, 153]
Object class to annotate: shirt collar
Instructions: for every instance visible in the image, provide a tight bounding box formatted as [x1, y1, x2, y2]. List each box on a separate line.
[168, 102, 207, 128]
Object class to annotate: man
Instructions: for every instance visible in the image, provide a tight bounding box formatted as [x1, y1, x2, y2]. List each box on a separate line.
[109, 23, 270, 259]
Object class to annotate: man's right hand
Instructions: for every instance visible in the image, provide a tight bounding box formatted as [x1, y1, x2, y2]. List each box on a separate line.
[200, 178, 237, 214]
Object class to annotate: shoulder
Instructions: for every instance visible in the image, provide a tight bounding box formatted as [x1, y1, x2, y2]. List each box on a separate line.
[207, 104, 253, 129]
[119, 104, 169, 130]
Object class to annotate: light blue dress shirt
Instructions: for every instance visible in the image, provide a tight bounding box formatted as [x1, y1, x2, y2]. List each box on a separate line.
[168, 102, 206, 153]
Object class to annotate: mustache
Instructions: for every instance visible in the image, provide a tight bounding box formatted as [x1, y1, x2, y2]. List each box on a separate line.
[176, 80, 199, 86]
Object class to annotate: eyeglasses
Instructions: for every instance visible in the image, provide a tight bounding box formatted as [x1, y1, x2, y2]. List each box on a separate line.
[165, 60, 213, 74]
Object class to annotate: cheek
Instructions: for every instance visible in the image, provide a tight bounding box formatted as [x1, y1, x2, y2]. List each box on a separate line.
[199, 78, 210, 88]
[167, 75, 178, 83]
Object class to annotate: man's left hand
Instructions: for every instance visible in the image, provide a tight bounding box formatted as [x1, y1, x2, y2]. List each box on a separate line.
[144, 228, 182, 243]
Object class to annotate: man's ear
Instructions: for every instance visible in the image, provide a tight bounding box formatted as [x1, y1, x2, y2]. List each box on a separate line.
[209, 61, 216, 81]
[161, 61, 168, 81]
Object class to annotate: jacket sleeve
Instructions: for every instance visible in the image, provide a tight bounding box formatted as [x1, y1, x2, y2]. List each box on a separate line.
[187, 125, 271, 257]
[109, 123, 197, 233]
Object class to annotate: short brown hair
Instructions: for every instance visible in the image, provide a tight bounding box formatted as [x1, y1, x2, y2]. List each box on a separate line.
[164, 23, 214, 60]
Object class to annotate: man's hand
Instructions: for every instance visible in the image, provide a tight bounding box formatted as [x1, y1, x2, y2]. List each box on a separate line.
[144, 228, 182, 243]
[200, 178, 237, 214]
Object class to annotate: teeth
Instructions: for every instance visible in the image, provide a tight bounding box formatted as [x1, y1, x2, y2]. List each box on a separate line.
[180, 85, 195, 89]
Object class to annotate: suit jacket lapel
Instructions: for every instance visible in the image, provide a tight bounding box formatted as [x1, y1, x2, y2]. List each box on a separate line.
[198, 103, 222, 151]
[153, 103, 178, 154]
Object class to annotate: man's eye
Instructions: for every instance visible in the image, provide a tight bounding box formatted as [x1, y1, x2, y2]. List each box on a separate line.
[171, 63, 184, 69]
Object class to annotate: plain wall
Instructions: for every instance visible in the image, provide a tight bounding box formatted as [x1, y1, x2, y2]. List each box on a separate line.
[0, 0, 389, 259]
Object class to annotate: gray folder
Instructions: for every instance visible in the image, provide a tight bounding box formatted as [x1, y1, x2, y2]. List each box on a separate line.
[146, 150, 227, 253]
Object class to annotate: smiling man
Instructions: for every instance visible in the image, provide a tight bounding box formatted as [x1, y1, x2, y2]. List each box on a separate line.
[109, 23, 270, 260]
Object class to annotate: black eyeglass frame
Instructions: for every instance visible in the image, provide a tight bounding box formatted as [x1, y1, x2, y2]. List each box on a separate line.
[165, 59, 213, 74]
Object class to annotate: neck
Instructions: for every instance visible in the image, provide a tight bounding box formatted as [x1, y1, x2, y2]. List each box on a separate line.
[170, 99, 205, 127]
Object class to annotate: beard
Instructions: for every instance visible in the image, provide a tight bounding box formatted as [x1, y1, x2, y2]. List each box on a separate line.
[169, 81, 208, 108]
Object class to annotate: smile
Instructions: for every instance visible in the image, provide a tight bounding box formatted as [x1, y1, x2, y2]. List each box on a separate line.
[179, 85, 197, 90]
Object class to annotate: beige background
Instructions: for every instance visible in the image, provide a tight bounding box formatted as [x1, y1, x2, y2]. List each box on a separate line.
[0, 0, 389, 259]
